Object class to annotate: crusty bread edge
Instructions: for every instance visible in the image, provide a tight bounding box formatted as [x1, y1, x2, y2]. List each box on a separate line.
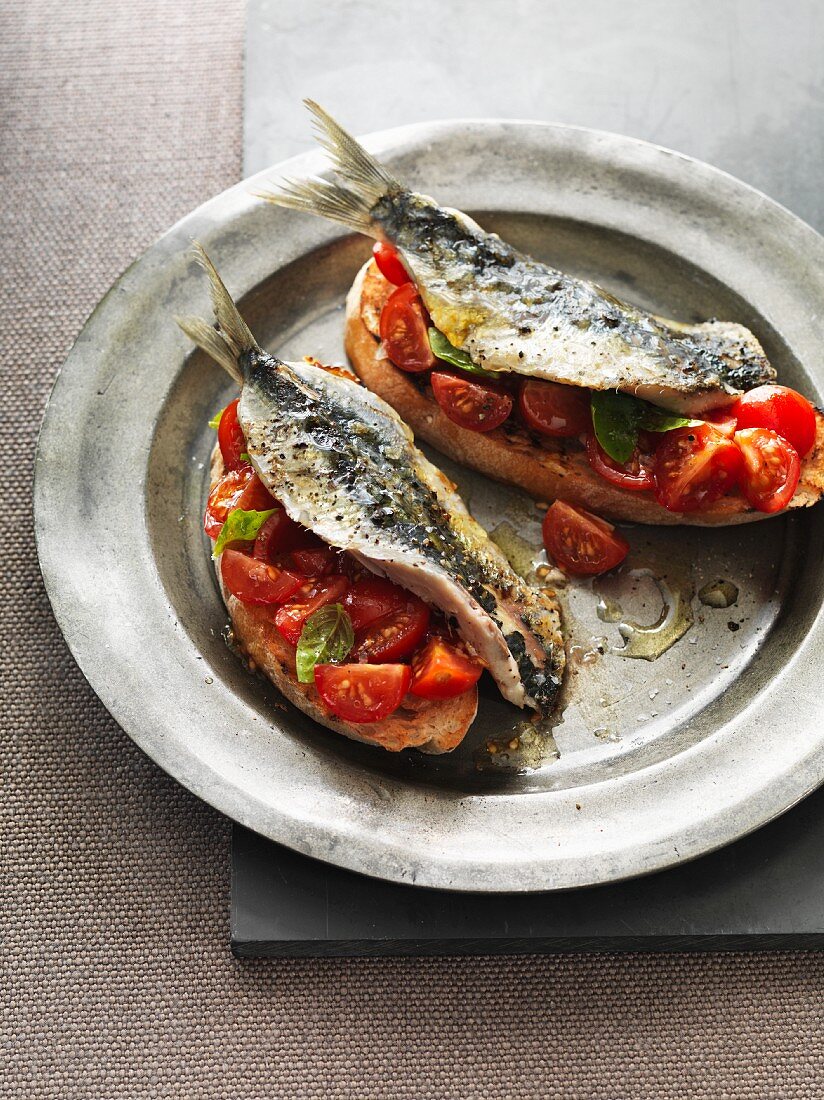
[209, 447, 478, 754]
[345, 262, 824, 527]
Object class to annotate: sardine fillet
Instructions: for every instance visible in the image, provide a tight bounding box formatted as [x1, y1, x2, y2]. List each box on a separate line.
[240, 357, 564, 713]
[264, 102, 776, 417]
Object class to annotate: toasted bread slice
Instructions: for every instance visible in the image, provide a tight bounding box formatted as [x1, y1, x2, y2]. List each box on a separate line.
[346, 261, 824, 526]
[210, 448, 478, 753]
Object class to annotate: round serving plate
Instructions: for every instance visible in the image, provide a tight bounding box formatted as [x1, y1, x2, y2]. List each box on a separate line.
[35, 120, 824, 892]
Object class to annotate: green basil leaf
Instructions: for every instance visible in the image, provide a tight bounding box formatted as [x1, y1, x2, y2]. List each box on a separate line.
[212, 507, 276, 559]
[428, 328, 499, 379]
[238, 452, 251, 464]
[208, 407, 225, 430]
[637, 404, 695, 433]
[590, 391, 641, 464]
[591, 391, 697, 463]
[295, 603, 354, 684]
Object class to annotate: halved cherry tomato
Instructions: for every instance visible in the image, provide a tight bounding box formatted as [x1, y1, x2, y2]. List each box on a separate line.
[409, 637, 482, 699]
[519, 380, 591, 437]
[253, 509, 307, 561]
[732, 385, 817, 458]
[221, 549, 303, 605]
[734, 427, 800, 514]
[314, 663, 411, 724]
[430, 371, 513, 432]
[372, 241, 411, 286]
[351, 597, 430, 664]
[586, 433, 655, 492]
[542, 500, 629, 576]
[217, 398, 248, 471]
[379, 283, 437, 372]
[204, 466, 256, 539]
[273, 576, 350, 646]
[701, 407, 738, 437]
[342, 576, 411, 631]
[290, 545, 337, 577]
[653, 424, 743, 512]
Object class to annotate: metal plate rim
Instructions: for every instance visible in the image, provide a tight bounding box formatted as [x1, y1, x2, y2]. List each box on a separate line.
[34, 119, 824, 892]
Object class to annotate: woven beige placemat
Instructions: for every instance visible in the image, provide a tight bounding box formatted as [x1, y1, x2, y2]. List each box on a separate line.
[3, 2, 823, 1097]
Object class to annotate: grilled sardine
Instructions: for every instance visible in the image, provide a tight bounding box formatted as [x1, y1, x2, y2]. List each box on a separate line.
[263, 102, 775, 417]
[177, 246, 564, 715]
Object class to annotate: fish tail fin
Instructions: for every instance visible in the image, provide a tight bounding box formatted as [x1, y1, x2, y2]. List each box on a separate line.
[175, 243, 257, 384]
[257, 100, 401, 236]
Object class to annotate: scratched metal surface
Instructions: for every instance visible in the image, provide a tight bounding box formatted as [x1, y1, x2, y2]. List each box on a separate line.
[246, 0, 824, 235]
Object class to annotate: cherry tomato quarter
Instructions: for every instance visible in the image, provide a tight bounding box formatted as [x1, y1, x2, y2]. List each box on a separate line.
[586, 432, 655, 492]
[430, 371, 513, 432]
[734, 427, 800, 513]
[653, 424, 743, 512]
[221, 549, 303, 606]
[542, 500, 629, 576]
[379, 283, 437, 373]
[217, 398, 248, 471]
[289, 545, 337, 577]
[351, 597, 430, 664]
[314, 663, 411, 724]
[204, 467, 256, 539]
[372, 241, 411, 286]
[409, 637, 482, 699]
[342, 577, 408, 630]
[273, 576, 350, 646]
[236, 472, 276, 513]
[519, 380, 591, 437]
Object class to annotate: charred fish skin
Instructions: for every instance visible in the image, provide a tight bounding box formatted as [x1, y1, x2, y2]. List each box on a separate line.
[241, 349, 562, 715]
[264, 102, 775, 416]
[176, 245, 564, 717]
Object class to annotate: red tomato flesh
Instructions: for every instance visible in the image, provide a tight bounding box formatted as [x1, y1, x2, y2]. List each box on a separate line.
[372, 241, 411, 286]
[379, 283, 437, 372]
[273, 576, 350, 646]
[519, 380, 591, 437]
[290, 545, 337, 577]
[314, 663, 411, 724]
[410, 637, 482, 699]
[217, 398, 248, 471]
[701, 407, 738, 437]
[734, 427, 800, 513]
[342, 576, 412, 631]
[351, 597, 430, 664]
[221, 549, 303, 605]
[253, 509, 310, 561]
[236, 472, 276, 512]
[586, 433, 655, 492]
[430, 371, 513, 432]
[204, 466, 256, 539]
[542, 500, 629, 576]
[732, 385, 817, 458]
[653, 424, 743, 512]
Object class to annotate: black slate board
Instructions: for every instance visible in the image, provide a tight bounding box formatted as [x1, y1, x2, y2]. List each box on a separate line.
[231, 785, 824, 957]
[235, 0, 824, 958]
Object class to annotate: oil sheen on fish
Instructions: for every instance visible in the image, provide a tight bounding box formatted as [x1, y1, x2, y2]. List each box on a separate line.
[176, 245, 564, 715]
[263, 102, 775, 416]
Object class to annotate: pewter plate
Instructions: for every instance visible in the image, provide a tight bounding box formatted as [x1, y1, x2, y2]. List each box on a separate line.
[34, 122, 824, 891]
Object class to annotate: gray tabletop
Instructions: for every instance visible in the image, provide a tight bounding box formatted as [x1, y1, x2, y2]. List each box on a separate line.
[246, 0, 823, 230]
